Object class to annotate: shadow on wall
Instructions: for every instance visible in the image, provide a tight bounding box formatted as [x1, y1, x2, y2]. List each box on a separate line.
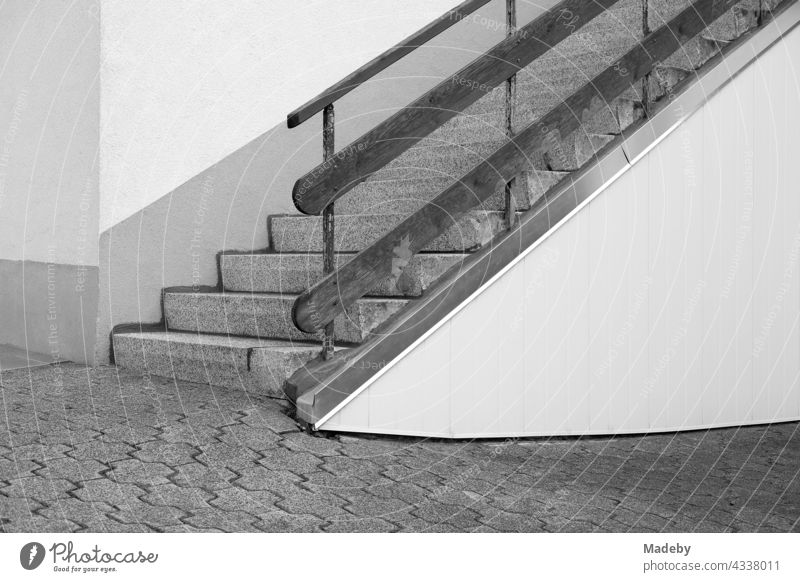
[96, 120, 311, 363]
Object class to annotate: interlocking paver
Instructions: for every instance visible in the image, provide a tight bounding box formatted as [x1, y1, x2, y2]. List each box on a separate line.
[0, 363, 797, 532]
[108, 458, 175, 486]
[1, 477, 76, 502]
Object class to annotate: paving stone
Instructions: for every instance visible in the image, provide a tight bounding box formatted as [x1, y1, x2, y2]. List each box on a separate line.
[194, 442, 261, 473]
[180, 508, 261, 532]
[73, 481, 149, 508]
[6, 517, 83, 533]
[107, 458, 174, 486]
[209, 487, 279, 513]
[280, 432, 343, 457]
[109, 500, 190, 530]
[0, 495, 43, 522]
[37, 499, 119, 529]
[323, 517, 399, 533]
[216, 423, 282, 452]
[168, 462, 236, 491]
[256, 445, 324, 474]
[133, 441, 201, 465]
[411, 502, 484, 530]
[302, 471, 369, 491]
[251, 511, 325, 533]
[232, 466, 303, 492]
[238, 405, 299, 433]
[337, 490, 412, 519]
[65, 440, 136, 463]
[140, 483, 215, 511]
[1, 477, 76, 502]
[275, 485, 351, 520]
[0, 456, 41, 479]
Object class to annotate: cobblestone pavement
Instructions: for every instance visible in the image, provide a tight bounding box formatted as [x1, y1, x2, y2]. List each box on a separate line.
[0, 363, 798, 533]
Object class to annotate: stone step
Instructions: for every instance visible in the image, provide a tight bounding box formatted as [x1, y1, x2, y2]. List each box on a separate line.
[663, 34, 725, 72]
[649, 65, 694, 100]
[337, 169, 569, 215]
[221, 252, 467, 297]
[113, 330, 323, 397]
[542, 133, 617, 172]
[163, 290, 408, 344]
[270, 211, 509, 254]
[704, 0, 763, 43]
[375, 139, 506, 182]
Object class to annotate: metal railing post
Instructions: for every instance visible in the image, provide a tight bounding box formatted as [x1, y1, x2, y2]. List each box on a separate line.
[322, 104, 335, 360]
[641, 0, 651, 117]
[504, 0, 518, 230]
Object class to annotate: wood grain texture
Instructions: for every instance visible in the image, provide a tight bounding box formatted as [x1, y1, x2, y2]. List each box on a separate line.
[292, 0, 624, 215]
[292, 0, 740, 335]
[286, 0, 493, 129]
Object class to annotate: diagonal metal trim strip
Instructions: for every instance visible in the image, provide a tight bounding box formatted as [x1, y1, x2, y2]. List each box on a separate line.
[292, 0, 800, 428]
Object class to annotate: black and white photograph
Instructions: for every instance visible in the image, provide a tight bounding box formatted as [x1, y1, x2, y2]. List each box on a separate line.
[1, 0, 799, 579]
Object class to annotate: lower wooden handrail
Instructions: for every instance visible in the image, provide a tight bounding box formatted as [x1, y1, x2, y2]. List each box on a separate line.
[292, 0, 740, 335]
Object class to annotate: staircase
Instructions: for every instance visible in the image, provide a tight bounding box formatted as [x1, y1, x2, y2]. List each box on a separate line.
[112, 0, 771, 402]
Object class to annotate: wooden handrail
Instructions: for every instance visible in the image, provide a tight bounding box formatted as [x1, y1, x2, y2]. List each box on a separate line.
[286, 0, 493, 129]
[292, 0, 740, 335]
[291, 0, 624, 216]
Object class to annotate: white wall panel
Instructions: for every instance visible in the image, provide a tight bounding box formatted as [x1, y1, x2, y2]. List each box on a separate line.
[321, 26, 800, 438]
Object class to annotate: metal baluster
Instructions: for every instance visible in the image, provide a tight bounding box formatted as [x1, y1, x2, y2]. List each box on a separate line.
[504, 0, 518, 230]
[641, 0, 651, 118]
[322, 104, 335, 360]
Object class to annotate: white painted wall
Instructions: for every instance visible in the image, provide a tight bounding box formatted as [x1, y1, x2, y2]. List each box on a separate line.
[0, 0, 99, 265]
[320, 24, 800, 437]
[100, 0, 468, 231]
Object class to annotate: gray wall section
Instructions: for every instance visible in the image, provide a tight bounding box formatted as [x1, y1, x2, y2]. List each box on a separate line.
[0, 259, 99, 365]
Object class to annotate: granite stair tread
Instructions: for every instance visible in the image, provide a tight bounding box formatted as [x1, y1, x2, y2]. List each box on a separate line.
[337, 169, 570, 215]
[163, 290, 408, 344]
[221, 252, 467, 297]
[270, 211, 511, 253]
[112, 330, 327, 397]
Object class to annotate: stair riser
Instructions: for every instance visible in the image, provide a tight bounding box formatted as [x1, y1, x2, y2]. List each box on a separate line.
[338, 167, 570, 215]
[164, 293, 406, 344]
[113, 334, 317, 397]
[377, 140, 505, 182]
[270, 212, 507, 253]
[221, 254, 466, 296]
[542, 133, 617, 172]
